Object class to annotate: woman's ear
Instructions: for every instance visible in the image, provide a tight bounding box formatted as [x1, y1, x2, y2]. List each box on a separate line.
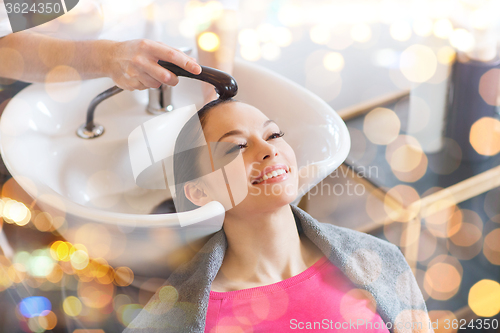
[184, 181, 212, 206]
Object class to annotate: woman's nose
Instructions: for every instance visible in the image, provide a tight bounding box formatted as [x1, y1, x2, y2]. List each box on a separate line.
[260, 142, 278, 160]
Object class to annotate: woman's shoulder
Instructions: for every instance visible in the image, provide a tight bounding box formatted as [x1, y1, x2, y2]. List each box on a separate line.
[291, 205, 400, 252]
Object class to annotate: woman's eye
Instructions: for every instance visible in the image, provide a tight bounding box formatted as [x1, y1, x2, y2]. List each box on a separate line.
[268, 131, 285, 139]
[226, 143, 247, 154]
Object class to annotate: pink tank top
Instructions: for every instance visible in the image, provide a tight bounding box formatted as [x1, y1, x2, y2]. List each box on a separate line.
[205, 255, 390, 332]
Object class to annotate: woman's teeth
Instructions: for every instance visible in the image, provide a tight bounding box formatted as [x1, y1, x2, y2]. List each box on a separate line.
[254, 168, 287, 184]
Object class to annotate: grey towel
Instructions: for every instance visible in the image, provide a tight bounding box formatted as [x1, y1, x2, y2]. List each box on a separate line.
[124, 204, 432, 333]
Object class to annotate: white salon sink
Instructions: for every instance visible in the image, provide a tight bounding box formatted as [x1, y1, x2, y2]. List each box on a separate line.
[0, 59, 350, 277]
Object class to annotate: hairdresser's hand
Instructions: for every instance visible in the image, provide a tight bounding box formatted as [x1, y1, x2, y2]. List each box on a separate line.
[105, 39, 202, 91]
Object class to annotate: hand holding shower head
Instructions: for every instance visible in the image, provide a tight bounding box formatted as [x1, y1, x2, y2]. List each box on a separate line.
[77, 61, 238, 139]
[158, 60, 238, 100]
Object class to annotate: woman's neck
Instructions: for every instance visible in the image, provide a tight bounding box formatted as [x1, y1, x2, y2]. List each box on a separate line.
[212, 205, 323, 291]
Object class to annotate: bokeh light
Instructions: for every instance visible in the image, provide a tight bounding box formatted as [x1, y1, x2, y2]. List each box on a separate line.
[424, 256, 462, 300]
[327, 24, 353, 50]
[400, 44, 437, 83]
[198, 32, 220, 52]
[2, 199, 31, 226]
[390, 21, 412, 41]
[46, 263, 64, 284]
[469, 117, 500, 156]
[484, 188, 500, 221]
[323, 52, 345, 72]
[479, 68, 500, 106]
[413, 17, 433, 37]
[373, 48, 399, 68]
[257, 23, 273, 43]
[363, 107, 400, 145]
[437, 46, 456, 65]
[447, 209, 483, 246]
[395, 309, 432, 333]
[74, 223, 111, 258]
[433, 19, 453, 39]
[70, 247, 90, 271]
[468, 280, 500, 317]
[386, 135, 428, 183]
[272, 27, 293, 47]
[78, 279, 114, 309]
[310, 25, 330, 44]
[33, 212, 54, 232]
[19, 296, 51, 318]
[240, 45, 261, 61]
[114, 267, 134, 287]
[384, 185, 421, 223]
[277, 4, 303, 27]
[38, 311, 57, 330]
[390, 141, 423, 172]
[449, 29, 475, 52]
[428, 310, 457, 333]
[158, 285, 179, 306]
[29, 249, 55, 277]
[51, 241, 70, 262]
[351, 23, 372, 43]
[118, 304, 143, 326]
[261, 42, 281, 61]
[424, 190, 457, 238]
[179, 19, 196, 38]
[238, 29, 259, 47]
[483, 229, 500, 265]
[62, 296, 82, 317]
[471, 6, 498, 30]
[113, 294, 132, 313]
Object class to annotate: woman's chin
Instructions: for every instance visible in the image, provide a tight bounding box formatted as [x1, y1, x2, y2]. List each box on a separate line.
[251, 190, 298, 206]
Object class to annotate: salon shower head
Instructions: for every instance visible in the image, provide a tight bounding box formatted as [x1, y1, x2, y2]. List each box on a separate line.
[77, 61, 238, 139]
[158, 60, 238, 100]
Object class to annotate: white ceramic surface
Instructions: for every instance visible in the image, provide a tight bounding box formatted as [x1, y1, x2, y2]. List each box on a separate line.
[0, 59, 350, 277]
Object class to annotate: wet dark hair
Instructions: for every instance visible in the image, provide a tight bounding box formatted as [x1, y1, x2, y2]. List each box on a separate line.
[151, 98, 236, 214]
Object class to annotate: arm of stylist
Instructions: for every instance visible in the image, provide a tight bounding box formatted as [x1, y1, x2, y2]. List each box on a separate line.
[0, 32, 202, 90]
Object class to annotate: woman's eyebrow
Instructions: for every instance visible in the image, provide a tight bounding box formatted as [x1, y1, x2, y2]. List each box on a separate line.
[216, 130, 243, 143]
[263, 119, 276, 127]
[216, 119, 277, 142]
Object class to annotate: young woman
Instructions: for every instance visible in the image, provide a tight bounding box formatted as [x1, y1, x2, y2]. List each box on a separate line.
[125, 99, 433, 333]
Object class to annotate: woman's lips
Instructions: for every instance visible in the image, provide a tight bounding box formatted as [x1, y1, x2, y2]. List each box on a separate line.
[252, 169, 289, 185]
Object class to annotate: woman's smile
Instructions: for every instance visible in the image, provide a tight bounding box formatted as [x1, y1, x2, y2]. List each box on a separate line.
[252, 164, 291, 185]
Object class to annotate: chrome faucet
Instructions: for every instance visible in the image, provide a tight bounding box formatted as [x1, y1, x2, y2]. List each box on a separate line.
[146, 48, 192, 115]
[147, 85, 174, 114]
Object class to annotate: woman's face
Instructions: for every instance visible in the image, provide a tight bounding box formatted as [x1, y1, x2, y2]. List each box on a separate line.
[186, 101, 299, 214]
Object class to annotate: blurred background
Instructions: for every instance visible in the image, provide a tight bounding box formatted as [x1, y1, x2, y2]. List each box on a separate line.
[1, 0, 500, 332]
